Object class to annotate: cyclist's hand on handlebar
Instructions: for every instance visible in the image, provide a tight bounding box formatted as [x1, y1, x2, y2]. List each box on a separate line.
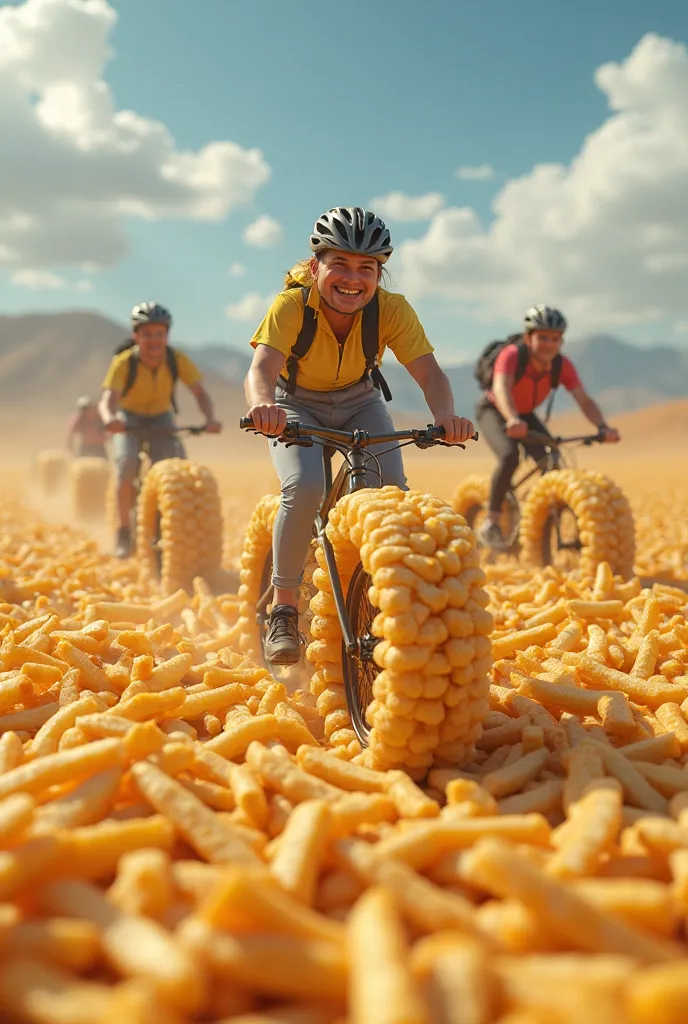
[204, 419, 223, 434]
[435, 414, 475, 444]
[246, 404, 287, 437]
[600, 425, 620, 444]
[104, 419, 125, 435]
[506, 418, 528, 440]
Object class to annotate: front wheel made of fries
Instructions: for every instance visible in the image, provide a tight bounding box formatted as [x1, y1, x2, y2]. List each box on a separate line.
[136, 458, 223, 596]
[519, 468, 636, 579]
[70, 456, 111, 522]
[306, 486, 493, 776]
[236, 493, 317, 679]
[451, 474, 520, 549]
[36, 449, 69, 499]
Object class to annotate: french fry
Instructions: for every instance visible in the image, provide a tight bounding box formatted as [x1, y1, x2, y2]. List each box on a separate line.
[460, 838, 683, 962]
[32, 766, 122, 833]
[245, 742, 343, 803]
[0, 955, 119, 1021]
[626, 961, 688, 1024]
[0, 792, 35, 845]
[0, 737, 125, 801]
[107, 848, 173, 919]
[0, 673, 33, 714]
[492, 624, 558, 660]
[295, 745, 388, 794]
[348, 886, 428, 1024]
[385, 770, 440, 818]
[131, 760, 260, 866]
[482, 749, 549, 799]
[40, 878, 205, 1012]
[205, 715, 281, 760]
[269, 799, 331, 905]
[547, 779, 623, 879]
[0, 917, 101, 971]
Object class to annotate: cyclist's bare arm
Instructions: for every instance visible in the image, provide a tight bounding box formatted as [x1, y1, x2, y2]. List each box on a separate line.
[244, 346, 288, 435]
[188, 381, 222, 432]
[492, 369, 526, 437]
[404, 353, 474, 443]
[99, 389, 125, 433]
[570, 385, 620, 442]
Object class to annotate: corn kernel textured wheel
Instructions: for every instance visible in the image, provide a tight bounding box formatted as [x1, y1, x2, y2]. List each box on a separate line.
[70, 457, 111, 521]
[451, 474, 519, 544]
[307, 486, 493, 775]
[236, 494, 316, 677]
[519, 469, 636, 579]
[135, 458, 223, 595]
[36, 450, 69, 498]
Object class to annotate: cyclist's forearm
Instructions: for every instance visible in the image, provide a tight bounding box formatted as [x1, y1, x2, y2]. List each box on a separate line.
[420, 367, 455, 420]
[194, 386, 215, 421]
[99, 392, 118, 424]
[492, 378, 520, 422]
[245, 367, 277, 407]
[578, 396, 608, 429]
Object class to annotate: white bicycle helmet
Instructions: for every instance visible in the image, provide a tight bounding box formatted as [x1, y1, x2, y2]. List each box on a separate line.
[524, 305, 567, 332]
[310, 207, 393, 262]
[131, 302, 172, 330]
[76, 395, 92, 411]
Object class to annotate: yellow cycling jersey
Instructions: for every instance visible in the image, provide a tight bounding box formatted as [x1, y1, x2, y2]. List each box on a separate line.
[250, 283, 434, 392]
[102, 347, 202, 417]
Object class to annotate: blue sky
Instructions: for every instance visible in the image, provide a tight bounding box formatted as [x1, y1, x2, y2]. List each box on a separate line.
[1, 0, 687, 360]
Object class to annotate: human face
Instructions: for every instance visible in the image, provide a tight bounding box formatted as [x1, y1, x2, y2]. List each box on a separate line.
[135, 322, 169, 367]
[525, 329, 564, 365]
[311, 250, 381, 316]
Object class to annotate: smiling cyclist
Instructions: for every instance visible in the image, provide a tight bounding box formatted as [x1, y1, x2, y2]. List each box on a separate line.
[99, 302, 222, 559]
[243, 205, 475, 665]
[476, 304, 620, 549]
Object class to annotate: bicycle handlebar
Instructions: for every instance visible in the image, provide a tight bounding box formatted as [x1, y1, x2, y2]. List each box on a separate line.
[121, 424, 211, 437]
[239, 416, 479, 447]
[524, 430, 605, 448]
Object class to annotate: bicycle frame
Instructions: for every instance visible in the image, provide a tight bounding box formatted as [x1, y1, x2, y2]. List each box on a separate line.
[244, 418, 476, 657]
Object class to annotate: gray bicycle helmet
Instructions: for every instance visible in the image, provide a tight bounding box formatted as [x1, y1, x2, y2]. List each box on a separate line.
[310, 207, 393, 262]
[131, 302, 172, 330]
[524, 305, 567, 332]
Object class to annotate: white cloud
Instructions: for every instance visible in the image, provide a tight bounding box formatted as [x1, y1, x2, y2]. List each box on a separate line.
[399, 34, 688, 331]
[12, 269, 68, 290]
[226, 291, 275, 322]
[456, 164, 495, 181]
[0, 0, 270, 275]
[243, 215, 283, 248]
[369, 191, 445, 221]
[228, 262, 245, 277]
[11, 268, 94, 291]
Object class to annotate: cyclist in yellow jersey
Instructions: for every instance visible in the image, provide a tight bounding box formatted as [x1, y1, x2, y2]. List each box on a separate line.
[244, 206, 474, 665]
[100, 302, 222, 558]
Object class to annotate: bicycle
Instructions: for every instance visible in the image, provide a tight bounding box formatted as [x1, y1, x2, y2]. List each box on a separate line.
[452, 430, 635, 578]
[110, 424, 224, 594]
[238, 417, 487, 771]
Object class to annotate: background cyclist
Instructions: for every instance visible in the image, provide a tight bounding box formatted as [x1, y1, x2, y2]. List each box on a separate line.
[477, 304, 620, 549]
[67, 396, 107, 458]
[99, 302, 222, 558]
[243, 205, 474, 666]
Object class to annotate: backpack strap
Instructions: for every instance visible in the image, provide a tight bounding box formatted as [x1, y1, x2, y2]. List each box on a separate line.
[543, 353, 563, 423]
[513, 340, 530, 384]
[359, 293, 392, 402]
[282, 287, 318, 395]
[120, 345, 179, 414]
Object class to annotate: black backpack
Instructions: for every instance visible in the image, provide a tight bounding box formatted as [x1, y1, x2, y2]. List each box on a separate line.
[115, 340, 179, 413]
[280, 286, 392, 402]
[474, 334, 562, 420]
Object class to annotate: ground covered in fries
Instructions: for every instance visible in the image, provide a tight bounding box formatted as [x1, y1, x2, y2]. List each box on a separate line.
[1, 447, 688, 1024]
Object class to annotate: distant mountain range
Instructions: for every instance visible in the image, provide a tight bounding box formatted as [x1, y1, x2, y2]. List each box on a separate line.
[1, 310, 687, 420]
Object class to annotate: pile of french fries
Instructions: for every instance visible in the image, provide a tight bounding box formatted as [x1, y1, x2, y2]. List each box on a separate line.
[1, 501, 688, 1023]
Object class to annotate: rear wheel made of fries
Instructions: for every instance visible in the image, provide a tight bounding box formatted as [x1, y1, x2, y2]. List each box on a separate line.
[306, 485, 493, 775]
[451, 474, 520, 549]
[236, 494, 317, 682]
[136, 458, 223, 595]
[519, 468, 636, 578]
[69, 456, 111, 521]
[36, 448, 69, 498]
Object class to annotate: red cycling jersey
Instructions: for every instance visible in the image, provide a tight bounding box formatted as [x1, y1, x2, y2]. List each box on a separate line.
[486, 344, 581, 415]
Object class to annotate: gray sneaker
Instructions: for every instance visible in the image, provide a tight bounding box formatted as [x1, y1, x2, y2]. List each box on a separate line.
[115, 526, 132, 559]
[264, 604, 302, 665]
[478, 521, 506, 550]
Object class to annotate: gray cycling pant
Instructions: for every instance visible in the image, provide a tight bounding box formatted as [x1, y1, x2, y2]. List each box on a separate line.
[113, 411, 186, 484]
[269, 378, 407, 590]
